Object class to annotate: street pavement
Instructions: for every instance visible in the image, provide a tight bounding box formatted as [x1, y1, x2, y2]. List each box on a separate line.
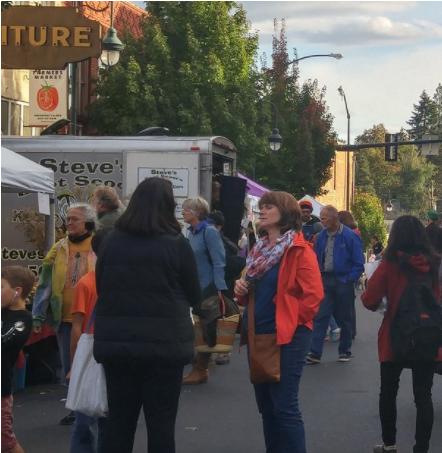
[13, 291, 442, 453]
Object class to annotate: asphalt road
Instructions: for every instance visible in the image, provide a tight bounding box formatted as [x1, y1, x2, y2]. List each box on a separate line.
[13, 291, 442, 453]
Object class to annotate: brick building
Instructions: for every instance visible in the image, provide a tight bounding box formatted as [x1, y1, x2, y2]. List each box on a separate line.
[1, 1, 146, 136]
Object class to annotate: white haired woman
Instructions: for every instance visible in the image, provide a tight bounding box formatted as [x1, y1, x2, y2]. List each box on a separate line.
[32, 202, 96, 425]
[181, 196, 227, 384]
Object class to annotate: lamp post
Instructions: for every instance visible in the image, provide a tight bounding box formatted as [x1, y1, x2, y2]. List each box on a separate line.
[267, 101, 283, 151]
[287, 53, 343, 65]
[100, 2, 125, 67]
[338, 86, 351, 210]
[264, 53, 343, 151]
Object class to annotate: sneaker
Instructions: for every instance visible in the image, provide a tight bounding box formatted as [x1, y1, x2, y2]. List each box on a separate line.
[306, 353, 321, 364]
[215, 353, 230, 365]
[373, 444, 397, 453]
[324, 333, 330, 342]
[338, 353, 352, 362]
[329, 328, 341, 343]
[59, 411, 75, 426]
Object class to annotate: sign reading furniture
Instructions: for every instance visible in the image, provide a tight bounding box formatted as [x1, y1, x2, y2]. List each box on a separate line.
[1, 6, 101, 70]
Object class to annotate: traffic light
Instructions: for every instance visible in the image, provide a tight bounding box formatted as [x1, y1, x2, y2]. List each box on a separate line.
[385, 133, 398, 161]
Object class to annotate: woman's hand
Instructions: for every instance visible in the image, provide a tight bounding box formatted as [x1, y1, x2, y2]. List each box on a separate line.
[235, 278, 250, 296]
[33, 326, 42, 334]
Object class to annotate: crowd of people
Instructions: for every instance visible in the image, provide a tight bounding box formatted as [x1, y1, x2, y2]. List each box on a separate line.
[2, 180, 442, 453]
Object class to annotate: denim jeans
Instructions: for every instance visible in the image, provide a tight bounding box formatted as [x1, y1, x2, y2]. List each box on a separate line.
[309, 274, 355, 358]
[70, 412, 108, 453]
[56, 321, 72, 385]
[252, 325, 312, 453]
[379, 361, 435, 453]
[329, 315, 339, 331]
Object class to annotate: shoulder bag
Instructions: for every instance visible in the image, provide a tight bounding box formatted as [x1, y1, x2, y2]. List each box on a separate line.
[248, 284, 281, 384]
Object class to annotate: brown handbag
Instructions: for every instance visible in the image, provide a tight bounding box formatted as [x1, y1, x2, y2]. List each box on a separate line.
[248, 285, 281, 384]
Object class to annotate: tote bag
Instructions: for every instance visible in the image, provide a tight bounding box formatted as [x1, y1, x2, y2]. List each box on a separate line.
[66, 306, 108, 418]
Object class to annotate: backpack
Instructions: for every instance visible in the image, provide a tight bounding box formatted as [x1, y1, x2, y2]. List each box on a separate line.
[203, 226, 246, 283]
[390, 271, 442, 362]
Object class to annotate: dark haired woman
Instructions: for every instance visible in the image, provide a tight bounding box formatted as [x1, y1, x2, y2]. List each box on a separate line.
[93, 178, 201, 453]
[361, 215, 441, 453]
[235, 191, 324, 453]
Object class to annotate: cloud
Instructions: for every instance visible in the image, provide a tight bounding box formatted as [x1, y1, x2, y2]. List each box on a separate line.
[242, 1, 442, 47]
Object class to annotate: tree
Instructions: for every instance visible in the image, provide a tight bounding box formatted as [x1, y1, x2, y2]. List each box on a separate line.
[395, 146, 435, 217]
[255, 20, 336, 197]
[352, 190, 387, 250]
[354, 124, 398, 201]
[406, 90, 437, 140]
[88, 1, 269, 172]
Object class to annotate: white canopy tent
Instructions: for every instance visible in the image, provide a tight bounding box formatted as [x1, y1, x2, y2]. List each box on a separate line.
[1, 146, 54, 194]
[1, 146, 55, 251]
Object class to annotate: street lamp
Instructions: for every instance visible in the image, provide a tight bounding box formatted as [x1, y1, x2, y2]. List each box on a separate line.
[267, 101, 283, 151]
[338, 86, 351, 210]
[288, 53, 343, 65]
[100, 2, 125, 67]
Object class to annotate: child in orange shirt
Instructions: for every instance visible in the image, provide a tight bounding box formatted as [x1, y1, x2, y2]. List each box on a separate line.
[69, 229, 110, 453]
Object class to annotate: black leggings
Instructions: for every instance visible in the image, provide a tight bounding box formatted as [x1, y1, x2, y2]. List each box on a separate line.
[379, 361, 435, 453]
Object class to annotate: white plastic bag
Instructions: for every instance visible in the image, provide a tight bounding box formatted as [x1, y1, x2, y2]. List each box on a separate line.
[66, 333, 108, 417]
[364, 261, 388, 315]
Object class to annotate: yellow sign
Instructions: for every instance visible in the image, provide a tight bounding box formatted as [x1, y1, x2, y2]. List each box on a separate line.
[1, 6, 101, 70]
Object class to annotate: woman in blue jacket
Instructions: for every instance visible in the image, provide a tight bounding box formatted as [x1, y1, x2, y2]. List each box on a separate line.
[182, 196, 227, 384]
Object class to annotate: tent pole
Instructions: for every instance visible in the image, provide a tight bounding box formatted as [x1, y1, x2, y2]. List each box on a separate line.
[44, 195, 55, 253]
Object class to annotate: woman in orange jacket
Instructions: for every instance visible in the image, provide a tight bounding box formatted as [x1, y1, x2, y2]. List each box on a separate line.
[235, 191, 323, 453]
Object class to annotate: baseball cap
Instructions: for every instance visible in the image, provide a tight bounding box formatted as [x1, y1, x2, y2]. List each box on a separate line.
[208, 211, 225, 227]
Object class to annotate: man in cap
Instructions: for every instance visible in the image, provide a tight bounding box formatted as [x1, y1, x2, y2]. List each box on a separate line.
[300, 199, 323, 242]
[425, 210, 442, 256]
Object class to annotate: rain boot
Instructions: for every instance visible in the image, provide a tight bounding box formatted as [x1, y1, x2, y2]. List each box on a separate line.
[182, 352, 211, 385]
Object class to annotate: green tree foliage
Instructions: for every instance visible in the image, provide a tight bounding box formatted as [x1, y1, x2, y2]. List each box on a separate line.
[88, 1, 270, 173]
[88, 11, 336, 198]
[352, 190, 387, 249]
[354, 124, 398, 200]
[395, 146, 435, 217]
[406, 90, 438, 140]
[255, 20, 336, 197]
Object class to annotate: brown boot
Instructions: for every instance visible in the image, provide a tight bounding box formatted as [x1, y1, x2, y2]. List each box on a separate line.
[182, 353, 211, 385]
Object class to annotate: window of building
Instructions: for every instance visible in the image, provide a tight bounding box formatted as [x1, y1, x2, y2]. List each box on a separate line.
[1, 98, 43, 136]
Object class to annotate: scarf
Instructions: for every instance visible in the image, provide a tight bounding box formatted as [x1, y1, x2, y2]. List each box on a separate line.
[68, 231, 92, 244]
[246, 229, 296, 280]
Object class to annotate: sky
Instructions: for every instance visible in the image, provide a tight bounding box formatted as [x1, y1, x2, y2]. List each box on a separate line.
[133, 1, 442, 144]
[239, 0, 442, 143]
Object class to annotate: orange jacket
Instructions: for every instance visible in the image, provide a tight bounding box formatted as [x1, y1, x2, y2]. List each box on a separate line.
[236, 231, 324, 345]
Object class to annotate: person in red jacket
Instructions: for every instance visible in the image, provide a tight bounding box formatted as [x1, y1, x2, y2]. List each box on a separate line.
[361, 215, 441, 453]
[235, 191, 323, 453]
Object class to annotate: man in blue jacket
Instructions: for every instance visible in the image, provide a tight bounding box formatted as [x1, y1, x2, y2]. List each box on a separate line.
[307, 205, 365, 363]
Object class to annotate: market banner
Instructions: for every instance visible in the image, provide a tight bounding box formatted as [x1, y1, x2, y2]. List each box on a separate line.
[29, 69, 68, 127]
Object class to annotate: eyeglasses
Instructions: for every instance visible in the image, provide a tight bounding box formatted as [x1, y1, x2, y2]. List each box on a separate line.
[66, 217, 85, 224]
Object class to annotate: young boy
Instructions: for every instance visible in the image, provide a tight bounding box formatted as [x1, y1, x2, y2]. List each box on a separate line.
[2, 266, 35, 453]
[69, 229, 110, 453]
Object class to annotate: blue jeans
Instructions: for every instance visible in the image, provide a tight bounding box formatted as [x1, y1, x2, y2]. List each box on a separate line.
[252, 325, 312, 453]
[56, 321, 72, 385]
[309, 274, 355, 358]
[329, 314, 339, 331]
[70, 412, 108, 453]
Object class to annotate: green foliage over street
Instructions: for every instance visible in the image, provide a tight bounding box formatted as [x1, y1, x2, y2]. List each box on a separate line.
[355, 84, 440, 220]
[352, 190, 387, 249]
[88, 4, 337, 197]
